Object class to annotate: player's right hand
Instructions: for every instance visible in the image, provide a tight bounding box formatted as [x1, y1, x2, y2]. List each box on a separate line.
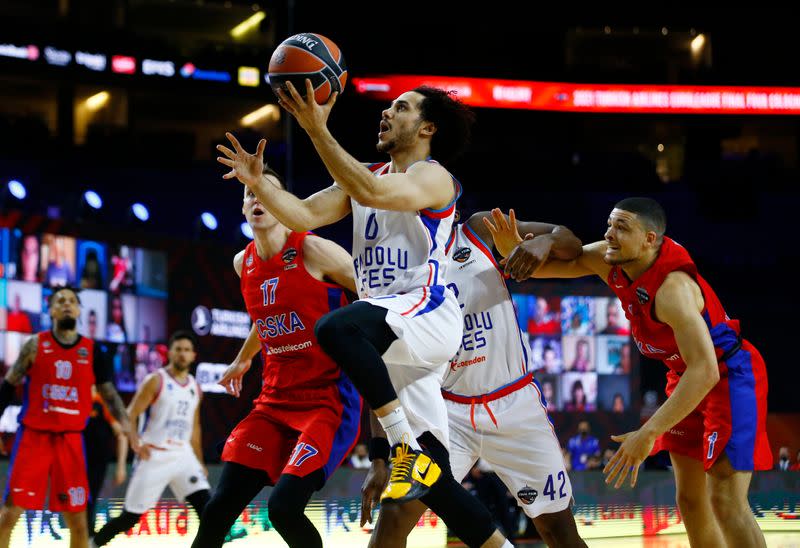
[219, 359, 252, 398]
[129, 432, 151, 460]
[216, 133, 266, 188]
[360, 459, 389, 527]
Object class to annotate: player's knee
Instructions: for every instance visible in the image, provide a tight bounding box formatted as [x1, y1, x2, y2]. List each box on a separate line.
[314, 310, 349, 351]
[709, 489, 744, 522]
[532, 509, 575, 543]
[267, 494, 303, 529]
[675, 487, 707, 516]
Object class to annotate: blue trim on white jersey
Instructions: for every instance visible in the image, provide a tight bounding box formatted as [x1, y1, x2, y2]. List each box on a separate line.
[420, 214, 442, 254]
[415, 285, 446, 317]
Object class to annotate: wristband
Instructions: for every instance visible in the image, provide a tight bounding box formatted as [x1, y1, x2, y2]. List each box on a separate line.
[368, 437, 390, 462]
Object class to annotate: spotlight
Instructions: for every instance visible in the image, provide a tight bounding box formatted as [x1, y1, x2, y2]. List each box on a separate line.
[131, 203, 149, 222]
[8, 180, 26, 200]
[84, 190, 103, 209]
[240, 222, 254, 239]
[201, 212, 218, 231]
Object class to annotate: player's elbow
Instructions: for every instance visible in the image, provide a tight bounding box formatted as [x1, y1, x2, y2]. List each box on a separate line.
[706, 364, 720, 386]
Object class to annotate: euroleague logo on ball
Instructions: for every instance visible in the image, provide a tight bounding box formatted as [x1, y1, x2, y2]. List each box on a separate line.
[272, 50, 286, 65]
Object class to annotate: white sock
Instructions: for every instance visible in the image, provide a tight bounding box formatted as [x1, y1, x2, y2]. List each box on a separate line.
[377, 407, 421, 450]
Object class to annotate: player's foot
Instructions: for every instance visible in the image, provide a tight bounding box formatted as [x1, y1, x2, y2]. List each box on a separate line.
[380, 439, 441, 504]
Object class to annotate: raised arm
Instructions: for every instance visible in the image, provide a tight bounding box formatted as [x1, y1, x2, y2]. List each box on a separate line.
[303, 235, 357, 293]
[604, 272, 720, 488]
[278, 80, 456, 212]
[469, 209, 583, 280]
[217, 133, 351, 231]
[532, 241, 612, 280]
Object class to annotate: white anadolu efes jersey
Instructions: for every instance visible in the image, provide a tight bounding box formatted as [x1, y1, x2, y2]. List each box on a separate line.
[140, 368, 201, 450]
[351, 160, 461, 312]
[442, 223, 533, 396]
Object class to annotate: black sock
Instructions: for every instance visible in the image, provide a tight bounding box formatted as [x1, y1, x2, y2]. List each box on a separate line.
[92, 511, 142, 546]
[186, 489, 211, 516]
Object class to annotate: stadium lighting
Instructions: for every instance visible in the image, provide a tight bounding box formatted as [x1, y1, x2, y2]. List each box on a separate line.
[231, 11, 266, 39]
[201, 212, 218, 231]
[131, 202, 150, 222]
[691, 34, 706, 54]
[8, 180, 26, 199]
[86, 91, 110, 111]
[241, 104, 279, 126]
[84, 190, 103, 209]
[240, 222, 254, 239]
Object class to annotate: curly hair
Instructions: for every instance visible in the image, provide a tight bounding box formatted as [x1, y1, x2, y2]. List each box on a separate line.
[413, 86, 476, 166]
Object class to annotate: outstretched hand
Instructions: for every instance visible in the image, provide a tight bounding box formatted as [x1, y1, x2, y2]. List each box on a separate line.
[603, 429, 656, 488]
[216, 132, 266, 187]
[276, 79, 338, 135]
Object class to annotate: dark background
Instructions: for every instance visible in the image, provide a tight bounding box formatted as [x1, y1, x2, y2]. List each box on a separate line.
[1, 3, 798, 460]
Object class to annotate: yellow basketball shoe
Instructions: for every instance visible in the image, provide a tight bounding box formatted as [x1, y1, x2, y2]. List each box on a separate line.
[379, 440, 441, 504]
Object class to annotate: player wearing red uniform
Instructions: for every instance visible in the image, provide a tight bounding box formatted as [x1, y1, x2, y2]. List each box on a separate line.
[0, 287, 129, 548]
[191, 168, 361, 548]
[489, 198, 770, 548]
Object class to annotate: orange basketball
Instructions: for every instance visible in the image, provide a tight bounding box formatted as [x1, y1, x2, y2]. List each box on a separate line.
[268, 33, 347, 104]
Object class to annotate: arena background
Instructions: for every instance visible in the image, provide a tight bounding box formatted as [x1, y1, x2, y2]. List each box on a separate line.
[0, 3, 799, 546]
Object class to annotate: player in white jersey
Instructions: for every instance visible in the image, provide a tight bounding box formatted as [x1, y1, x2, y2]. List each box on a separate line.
[217, 82, 512, 547]
[91, 331, 210, 547]
[362, 209, 587, 547]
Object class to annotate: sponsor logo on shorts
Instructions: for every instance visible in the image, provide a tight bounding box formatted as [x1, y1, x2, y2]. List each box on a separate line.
[453, 247, 471, 263]
[517, 485, 538, 505]
[636, 287, 650, 305]
[246, 255, 253, 267]
[284, 263, 297, 270]
[668, 429, 684, 436]
[282, 248, 297, 263]
[667, 353, 680, 361]
[247, 443, 263, 452]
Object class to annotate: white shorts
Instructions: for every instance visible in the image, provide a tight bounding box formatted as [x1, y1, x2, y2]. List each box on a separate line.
[124, 447, 210, 514]
[446, 376, 573, 519]
[363, 288, 462, 447]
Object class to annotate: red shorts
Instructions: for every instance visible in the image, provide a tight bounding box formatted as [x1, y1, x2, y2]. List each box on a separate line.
[4, 427, 89, 512]
[222, 378, 362, 484]
[652, 340, 772, 471]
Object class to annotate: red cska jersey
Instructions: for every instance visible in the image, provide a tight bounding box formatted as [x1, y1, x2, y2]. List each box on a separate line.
[607, 237, 743, 375]
[240, 232, 348, 402]
[19, 331, 105, 432]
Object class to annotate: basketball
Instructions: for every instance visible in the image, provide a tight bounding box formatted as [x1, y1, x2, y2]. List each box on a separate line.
[268, 32, 347, 104]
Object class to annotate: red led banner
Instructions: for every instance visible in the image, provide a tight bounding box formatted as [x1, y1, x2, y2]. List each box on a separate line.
[352, 75, 800, 115]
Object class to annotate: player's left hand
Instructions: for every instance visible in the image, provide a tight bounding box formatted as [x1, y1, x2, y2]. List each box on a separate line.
[603, 429, 656, 488]
[482, 208, 524, 258]
[360, 459, 389, 527]
[276, 79, 338, 135]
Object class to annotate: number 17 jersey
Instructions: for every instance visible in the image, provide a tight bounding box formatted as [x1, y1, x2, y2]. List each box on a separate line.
[240, 231, 348, 401]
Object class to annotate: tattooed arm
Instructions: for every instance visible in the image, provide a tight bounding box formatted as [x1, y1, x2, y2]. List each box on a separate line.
[97, 382, 130, 434]
[0, 335, 38, 417]
[5, 334, 38, 386]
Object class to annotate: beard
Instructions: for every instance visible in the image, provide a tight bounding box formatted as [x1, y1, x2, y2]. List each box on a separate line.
[58, 317, 77, 330]
[376, 138, 395, 154]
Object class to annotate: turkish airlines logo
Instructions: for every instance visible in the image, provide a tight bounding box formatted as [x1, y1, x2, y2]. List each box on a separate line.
[191, 306, 212, 336]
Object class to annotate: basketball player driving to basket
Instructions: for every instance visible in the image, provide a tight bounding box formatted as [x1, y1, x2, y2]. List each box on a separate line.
[216, 79, 513, 547]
